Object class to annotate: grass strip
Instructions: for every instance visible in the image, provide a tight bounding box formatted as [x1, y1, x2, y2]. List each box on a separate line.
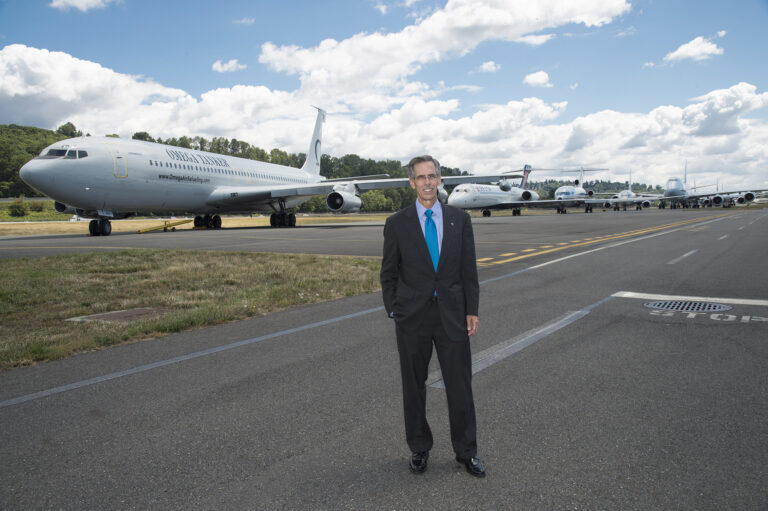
[0, 249, 381, 370]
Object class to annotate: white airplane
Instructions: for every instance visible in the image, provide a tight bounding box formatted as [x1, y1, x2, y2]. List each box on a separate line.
[597, 172, 661, 211]
[19, 108, 508, 236]
[552, 168, 609, 214]
[447, 165, 537, 216]
[447, 165, 608, 216]
[659, 163, 765, 209]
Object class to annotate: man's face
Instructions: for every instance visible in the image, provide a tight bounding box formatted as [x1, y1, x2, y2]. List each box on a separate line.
[410, 160, 442, 206]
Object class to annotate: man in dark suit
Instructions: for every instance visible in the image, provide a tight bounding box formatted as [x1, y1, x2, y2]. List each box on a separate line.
[380, 155, 485, 478]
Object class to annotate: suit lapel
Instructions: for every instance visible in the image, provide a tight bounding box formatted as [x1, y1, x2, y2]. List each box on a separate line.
[404, 204, 437, 273]
[439, 206, 458, 273]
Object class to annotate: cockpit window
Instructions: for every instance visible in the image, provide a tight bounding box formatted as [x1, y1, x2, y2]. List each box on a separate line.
[65, 150, 77, 159]
[37, 148, 68, 159]
[77, 150, 88, 158]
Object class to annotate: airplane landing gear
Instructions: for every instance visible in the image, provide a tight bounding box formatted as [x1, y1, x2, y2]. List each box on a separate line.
[89, 219, 112, 236]
[269, 199, 297, 227]
[482, 209, 492, 217]
[193, 215, 222, 229]
[270, 212, 296, 227]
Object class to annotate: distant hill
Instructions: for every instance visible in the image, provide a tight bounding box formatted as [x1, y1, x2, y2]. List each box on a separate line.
[0, 125, 67, 197]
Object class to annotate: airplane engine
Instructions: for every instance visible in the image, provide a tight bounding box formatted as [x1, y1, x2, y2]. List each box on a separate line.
[438, 186, 448, 204]
[326, 191, 362, 212]
[587, 190, 594, 197]
[603, 201, 612, 209]
[521, 190, 533, 201]
[712, 195, 724, 206]
[742, 192, 755, 203]
[702, 198, 711, 206]
[498, 179, 512, 192]
[641, 200, 651, 208]
[54, 201, 77, 215]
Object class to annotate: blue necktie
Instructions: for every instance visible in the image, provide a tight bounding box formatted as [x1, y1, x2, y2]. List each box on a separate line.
[424, 209, 439, 271]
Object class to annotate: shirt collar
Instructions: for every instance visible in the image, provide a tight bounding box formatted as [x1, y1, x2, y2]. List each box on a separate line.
[415, 200, 442, 220]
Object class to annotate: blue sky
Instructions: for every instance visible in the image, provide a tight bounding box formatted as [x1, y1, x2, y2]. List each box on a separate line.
[1, 0, 767, 188]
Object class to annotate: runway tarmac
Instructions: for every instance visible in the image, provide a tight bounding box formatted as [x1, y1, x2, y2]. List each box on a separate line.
[2, 207, 767, 509]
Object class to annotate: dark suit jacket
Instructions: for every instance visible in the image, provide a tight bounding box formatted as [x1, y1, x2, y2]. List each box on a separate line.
[380, 203, 479, 341]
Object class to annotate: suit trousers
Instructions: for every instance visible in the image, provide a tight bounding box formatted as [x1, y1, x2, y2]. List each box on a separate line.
[395, 298, 477, 459]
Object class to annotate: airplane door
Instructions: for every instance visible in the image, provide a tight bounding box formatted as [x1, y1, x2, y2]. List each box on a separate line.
[105, 141, 127, 178]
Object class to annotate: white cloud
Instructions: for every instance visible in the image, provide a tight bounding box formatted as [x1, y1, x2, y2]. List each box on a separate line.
[663, 36, 724, 63]
[515, 34, 556, 46]
[374, 2, 388, 15]
[49, 0, 118, 11]
[233, 18, 255, 25]
[212, 59, 247, 73]
[477, 61, 500, 73]
[616, 26, 637, 37]
[524, 70, 553, 88]
[570, 83, 579, 90]
[717, 30, 727, 38]
[258, 0, 630, 112]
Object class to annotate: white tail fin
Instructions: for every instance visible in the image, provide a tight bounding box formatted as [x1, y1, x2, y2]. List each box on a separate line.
[301, 107, 326, 175]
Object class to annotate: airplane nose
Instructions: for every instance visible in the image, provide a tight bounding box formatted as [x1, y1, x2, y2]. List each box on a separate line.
[19, 159, 45, 193]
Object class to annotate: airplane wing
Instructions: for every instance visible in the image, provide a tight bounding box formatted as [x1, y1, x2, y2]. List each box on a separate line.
[666, 188, 768, 201]
[468, 198, 592, 210]
[205, 174, 522, 208]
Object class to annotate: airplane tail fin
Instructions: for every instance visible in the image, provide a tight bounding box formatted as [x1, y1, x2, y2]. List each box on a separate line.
[522, 164, 532, 189]
[301, 107, 326, 175]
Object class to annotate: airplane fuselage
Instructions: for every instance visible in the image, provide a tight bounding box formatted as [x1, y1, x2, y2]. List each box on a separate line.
[20, 137, 316, 218]
[447, 183, 539, 209]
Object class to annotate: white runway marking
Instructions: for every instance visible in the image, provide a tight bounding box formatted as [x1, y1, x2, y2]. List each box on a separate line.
[667, 249, 698, 265]
[427, 295, 615, 388]
[718, 234, 728, 240]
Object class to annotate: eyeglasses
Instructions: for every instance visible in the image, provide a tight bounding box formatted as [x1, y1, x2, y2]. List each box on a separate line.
[413, 173, 439, 183]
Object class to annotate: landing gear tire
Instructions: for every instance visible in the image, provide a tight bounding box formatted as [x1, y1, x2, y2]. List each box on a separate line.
[482, 210, 491, 217]
[270, 212, 297, 227]
[90, 219, 111, 236]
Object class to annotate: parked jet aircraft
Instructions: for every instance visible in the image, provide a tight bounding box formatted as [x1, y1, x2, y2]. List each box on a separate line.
[658, 164, 765, 209]
[447, 165, 541, 216]
[447, 165, 606, 216]
[552, 168, 609, 213]
[600, 172, 661, 211]
[19, 108, 508, 236]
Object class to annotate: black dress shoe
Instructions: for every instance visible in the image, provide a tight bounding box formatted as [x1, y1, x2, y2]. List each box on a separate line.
[409, 451, 429, 474]
[456, 456, 486, 477]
